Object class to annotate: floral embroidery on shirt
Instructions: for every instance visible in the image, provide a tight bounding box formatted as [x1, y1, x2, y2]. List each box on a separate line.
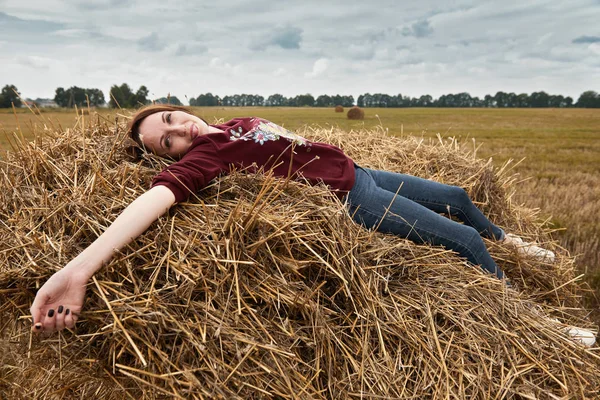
[228, 119, 312, 147]
[252, 129, 277, 145]
[255, 121, 310, 146]
[229, 126, 244, 141]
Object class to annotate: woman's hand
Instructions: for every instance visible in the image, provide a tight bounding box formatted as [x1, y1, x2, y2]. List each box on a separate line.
[29, 185, 176, 334]
[30, 267, 89, 332]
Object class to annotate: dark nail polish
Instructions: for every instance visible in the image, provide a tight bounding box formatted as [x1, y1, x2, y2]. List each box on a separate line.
[58, 306, 64, 313]
[35, 324, 41, 330]
[48, 309, 54, 318]
[65, 309, 70, 316]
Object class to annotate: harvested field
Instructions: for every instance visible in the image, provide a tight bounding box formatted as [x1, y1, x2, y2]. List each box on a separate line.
[1, 114, 599, 398]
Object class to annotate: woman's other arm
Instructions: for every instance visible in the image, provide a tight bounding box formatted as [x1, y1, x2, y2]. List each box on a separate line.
[30, 185, 176, 332]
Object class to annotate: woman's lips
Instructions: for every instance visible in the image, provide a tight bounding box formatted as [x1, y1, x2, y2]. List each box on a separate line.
[190, 123, 198, 140]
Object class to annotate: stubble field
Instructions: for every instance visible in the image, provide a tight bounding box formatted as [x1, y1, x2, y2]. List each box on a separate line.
[1, 106, 599, 309]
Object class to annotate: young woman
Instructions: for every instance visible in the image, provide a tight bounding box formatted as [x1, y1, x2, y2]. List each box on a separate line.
[30, 105, 558, 334]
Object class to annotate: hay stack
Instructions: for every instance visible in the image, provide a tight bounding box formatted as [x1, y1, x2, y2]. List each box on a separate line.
[334, 105, 343, 113]
[1, 116, 599, 399]
[347, 106, 364, 120]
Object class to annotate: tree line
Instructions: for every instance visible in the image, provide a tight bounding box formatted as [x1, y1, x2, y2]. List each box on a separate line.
[54, 87, 106, 107]
[356, 91, 596, 108]
[188, 91, 600, 108]
[189, 93, 356, 107]
[2, 84, 600, 108]
[108, 83, 186, 108]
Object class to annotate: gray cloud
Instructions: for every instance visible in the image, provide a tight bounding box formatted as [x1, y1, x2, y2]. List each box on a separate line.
[138, 32, 165, 52]
[73, 0, 133, 10]
[402, 19, 434, 38]
[16, 55, 52, 69]
[2, 0, 600, 102]
[175, 43, 208, 57]
[572, 35, 600, 44]
[0, 11, 126, 50]
[345, 44, 376, 60]
[252, 25, 303, 50]
[0, 11, 65, 34]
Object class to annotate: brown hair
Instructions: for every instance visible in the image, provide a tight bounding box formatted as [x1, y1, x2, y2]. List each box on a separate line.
[127, 104, 208, 152]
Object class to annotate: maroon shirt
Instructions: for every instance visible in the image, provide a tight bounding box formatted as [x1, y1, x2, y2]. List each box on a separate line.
[151, 117, 356, 203]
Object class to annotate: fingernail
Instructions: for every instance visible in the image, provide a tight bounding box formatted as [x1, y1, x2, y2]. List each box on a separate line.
[65, 309, 70, 316]
[35, 324, 41, 330]
[58, 306, 64, 313]
[48, 309, 55, 318]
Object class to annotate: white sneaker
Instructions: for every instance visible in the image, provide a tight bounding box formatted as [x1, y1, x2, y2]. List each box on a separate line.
[503, 233, 556, 263]
[565, 327, 597, 348]
[547, 317, 596, 348]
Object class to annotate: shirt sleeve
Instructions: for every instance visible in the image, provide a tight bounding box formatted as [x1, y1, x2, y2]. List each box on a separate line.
[151, 143, 228, 203]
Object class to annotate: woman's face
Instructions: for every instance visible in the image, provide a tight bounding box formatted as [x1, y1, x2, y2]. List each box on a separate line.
[138, 110, 210, 158]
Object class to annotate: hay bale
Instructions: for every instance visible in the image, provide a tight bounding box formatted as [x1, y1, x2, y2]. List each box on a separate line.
[347, 106, 364, 120]
[334, 105, 343, 113]
[1, 118, 599, 399]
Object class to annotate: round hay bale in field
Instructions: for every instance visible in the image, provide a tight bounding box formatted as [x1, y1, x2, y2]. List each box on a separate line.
[334, 105, 344, 112]
[1, 117, 599, 399]
[347, 106, 364, 120]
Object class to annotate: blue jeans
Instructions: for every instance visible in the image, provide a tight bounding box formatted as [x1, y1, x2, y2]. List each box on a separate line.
[344, 164, 506, 279]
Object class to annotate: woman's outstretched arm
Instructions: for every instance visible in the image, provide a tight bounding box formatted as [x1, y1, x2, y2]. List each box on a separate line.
[30, 185, 176, 333]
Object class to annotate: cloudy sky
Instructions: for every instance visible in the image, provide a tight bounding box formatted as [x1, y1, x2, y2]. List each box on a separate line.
[1, 0, 599, 103]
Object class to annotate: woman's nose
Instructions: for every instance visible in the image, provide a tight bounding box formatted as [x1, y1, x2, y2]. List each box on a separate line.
[171, 125, 186, 137]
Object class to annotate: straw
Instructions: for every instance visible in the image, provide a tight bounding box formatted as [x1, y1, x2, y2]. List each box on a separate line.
[1, 115, 598, 399]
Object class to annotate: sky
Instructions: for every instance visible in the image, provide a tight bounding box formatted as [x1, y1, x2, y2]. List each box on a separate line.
[1, 0, 599, 104]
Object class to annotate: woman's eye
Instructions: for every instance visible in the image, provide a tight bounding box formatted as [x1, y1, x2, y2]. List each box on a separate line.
[166, 113, 172, 123]
[165, 136, 171, 148]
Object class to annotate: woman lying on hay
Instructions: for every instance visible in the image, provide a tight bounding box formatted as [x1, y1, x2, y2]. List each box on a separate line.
[29, 104, 595, 346]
